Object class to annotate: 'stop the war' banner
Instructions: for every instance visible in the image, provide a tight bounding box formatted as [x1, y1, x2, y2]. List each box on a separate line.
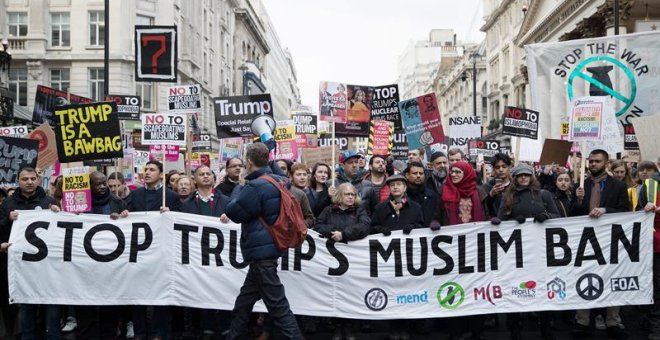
[525, 31, 660, 139]
[399, 93, 445, 150]
[52, 102, 123, 163]
[7, 211, 653, 317]
[214, 94, 273, 139]
[32, 85, 93, 126]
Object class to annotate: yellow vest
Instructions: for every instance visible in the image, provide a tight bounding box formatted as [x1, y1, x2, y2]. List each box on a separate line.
[628, 186, 638, 211]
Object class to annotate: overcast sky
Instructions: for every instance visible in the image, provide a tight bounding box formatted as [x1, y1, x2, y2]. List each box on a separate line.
[262, 0, 485, 112]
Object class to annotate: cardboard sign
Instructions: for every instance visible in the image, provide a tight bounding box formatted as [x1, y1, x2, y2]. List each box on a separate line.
[569, 97, 605, 141]
[584, 99, 622, 155]
[214, 94, 273, 138]
[371, 84, 402, 131]
[502, 106, 539, 139]
[32, 85, 93, 125]
[167, 85, 201, 113]
[292, 114, 318, 135]
[335, 84, 372, 137]
[318, 81, 347, 123]
[468, 139, 500, 163]
[53, 102, 123, 163]
[149, 145, 180, 162]
[368, 120, 393, 156]
[0, 126, 28, 138]
[399, 93, 445, 149]
[631, 114, 660, 163]
[301, 146, 338, 166]
[135, 26, 177, 82]
[141, 113, 188, 146]
[448, 116, 482, 149]
[272, 121, 298, 161]
[219, 138, 244, 162]
[61, 167, 91, 213]
[539, 139, 574, 166]
[191, 134, 212, 152]
[0, 137, 39, 185]
[105, 95, 141, 120]
[28, 123, 58, 169]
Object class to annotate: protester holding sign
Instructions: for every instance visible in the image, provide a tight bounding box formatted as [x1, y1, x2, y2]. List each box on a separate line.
[572, 149, 630, 338]
[0, 167, 60, 340]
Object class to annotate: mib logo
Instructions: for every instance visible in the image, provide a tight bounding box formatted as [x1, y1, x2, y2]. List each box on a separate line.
[473, 283, 502, 305]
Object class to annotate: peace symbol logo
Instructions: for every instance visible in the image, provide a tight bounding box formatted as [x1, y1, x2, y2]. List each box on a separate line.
[437, 282, 465, 310]
[567, 56, 637, 118]
[576, 273, 604, 301]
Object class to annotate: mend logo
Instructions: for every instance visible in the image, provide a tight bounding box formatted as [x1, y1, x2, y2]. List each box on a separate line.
[473, 283, 502, 305]
[611, 276, 639, 292]
[395, 291, 428, 305]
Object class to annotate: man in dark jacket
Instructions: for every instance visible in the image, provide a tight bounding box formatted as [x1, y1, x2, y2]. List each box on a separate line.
[216, 158, 243, 196]
[225, 143, 301, 339]
[482, 153, 513, 217]
[572, 149, 630, 338]
[76, 171, 129, 339]
[404, 161, 442, 229]
[336, 150, 376, 214]
[127, 160, 180, 340]
[0, 167, 60, 340]
[370, 175, 425, 236]
[427, 151, 448, 196]
[181, 165, 231, 338]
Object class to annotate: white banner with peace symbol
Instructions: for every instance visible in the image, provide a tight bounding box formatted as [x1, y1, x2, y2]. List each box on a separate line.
[525, 31, 660, 150]
[7, 210, 654, 319]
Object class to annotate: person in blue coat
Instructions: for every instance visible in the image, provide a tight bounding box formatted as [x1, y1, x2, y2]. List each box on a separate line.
[225, 143, 302, 339]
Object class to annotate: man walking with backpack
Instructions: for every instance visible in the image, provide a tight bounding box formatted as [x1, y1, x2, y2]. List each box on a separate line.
[225, 143, 303, 340]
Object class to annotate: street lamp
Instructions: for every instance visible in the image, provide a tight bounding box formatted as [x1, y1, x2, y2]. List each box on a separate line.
[0, 36, 11, 84]
[461, 52, 480, 117]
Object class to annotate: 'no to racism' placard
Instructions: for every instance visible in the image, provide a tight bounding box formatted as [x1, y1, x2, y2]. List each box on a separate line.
[141, 113, 188, 146]
[53, 102, 123, 163]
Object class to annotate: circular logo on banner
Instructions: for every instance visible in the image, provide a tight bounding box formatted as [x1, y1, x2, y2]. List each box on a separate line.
[576, 273, 604, 301]
[364, 288, 388, 311]
[567, 56, 637, 118]
[437, 282, 465, 310]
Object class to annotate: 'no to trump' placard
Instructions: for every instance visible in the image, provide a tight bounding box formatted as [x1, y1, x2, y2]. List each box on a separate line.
[53, 102, 123, 163]
[141, 113, 188, 146]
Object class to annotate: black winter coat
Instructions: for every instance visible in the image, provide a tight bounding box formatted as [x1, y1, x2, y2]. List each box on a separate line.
[552, 189, 575, 218]
[181, 191, 231, 217]
[313, 205, 370, 242]
[127, 186, 181, 212]
[571, 176, 630, 216]
[305, 186, 332, 218]
[497, 187, 560, 221]
[370, 199, 425, 235]
[215, 180, 238, 197]
[406, 184, 442, 227]
[0, 187, 58, 242]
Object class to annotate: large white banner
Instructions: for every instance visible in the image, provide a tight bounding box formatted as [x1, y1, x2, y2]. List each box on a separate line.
[8, 211, 653, 319]
[525, 31, 660, 142]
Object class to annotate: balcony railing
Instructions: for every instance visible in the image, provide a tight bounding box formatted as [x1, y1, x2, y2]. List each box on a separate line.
[9, 39, 25, 51]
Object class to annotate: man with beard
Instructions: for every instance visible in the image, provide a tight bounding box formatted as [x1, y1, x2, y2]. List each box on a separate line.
[216, 158, 243, 196]
[75, 172, 128, 339]
[428, 151, 448, 195]
[404, 161, 442, 230]
[363, 155, 389, 204]
[572, 149, 629, 339]
[0, 167, 60, 339]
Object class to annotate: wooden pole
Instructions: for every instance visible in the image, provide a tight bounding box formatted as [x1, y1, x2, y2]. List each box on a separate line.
[579, 141, 587, 189]
[331, 122, 336, 187]
[113, 159, 119, 196]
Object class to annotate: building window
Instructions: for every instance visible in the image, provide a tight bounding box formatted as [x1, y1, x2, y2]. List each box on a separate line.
[51, 69, 70, 92]
[51, 13, 70, 47]
[136, 83, 153, 110]
[89, 11, 105, 46]
[8, 12, 28, 37]
[88, 68, 105, 100]
[9, 69, 28, 106]
[136, 14, 153, 26]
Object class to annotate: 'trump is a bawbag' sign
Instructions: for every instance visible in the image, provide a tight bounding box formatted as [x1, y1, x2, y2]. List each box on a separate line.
[8, 211, 652, 318]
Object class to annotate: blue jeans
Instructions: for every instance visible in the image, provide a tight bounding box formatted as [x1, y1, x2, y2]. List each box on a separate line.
[227, 259, 301, 340]
[20, 304, 61, 340]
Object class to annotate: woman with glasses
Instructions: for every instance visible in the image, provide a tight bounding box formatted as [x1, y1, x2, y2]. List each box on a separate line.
[313, 183, 370, 340]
